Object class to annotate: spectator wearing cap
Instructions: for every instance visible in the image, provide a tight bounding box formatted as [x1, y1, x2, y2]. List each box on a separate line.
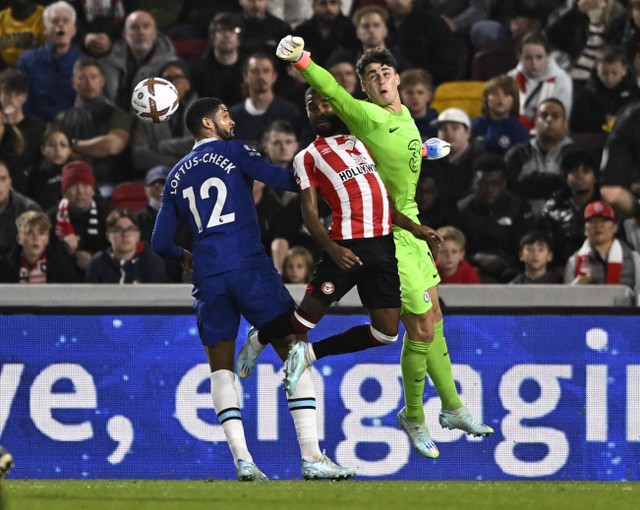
[0, 210, 77, 283]
[539, 148, 601, 276]
[0, 159, 41, 259]
[190, 12, 247, 106]
[86, 208, 166, 283]
[56, 56, 132, 198]
[505, 98, 575, 217]
[137, 165, 169, 243]
[131, 58, 197, 175]
[51, 159, 109, 278]
[136, 165, 191, 283]
[423, 107, 486, 209]
[565, 200, 640, 292]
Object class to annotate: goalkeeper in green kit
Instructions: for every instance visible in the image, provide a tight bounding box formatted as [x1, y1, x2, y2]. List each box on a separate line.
[275, 35, 493, 459]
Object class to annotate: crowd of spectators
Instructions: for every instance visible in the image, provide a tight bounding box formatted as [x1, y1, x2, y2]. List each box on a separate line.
[1, 0, 640, 295]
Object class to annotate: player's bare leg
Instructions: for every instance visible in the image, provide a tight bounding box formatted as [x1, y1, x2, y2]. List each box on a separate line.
[284, 299, 399, 395]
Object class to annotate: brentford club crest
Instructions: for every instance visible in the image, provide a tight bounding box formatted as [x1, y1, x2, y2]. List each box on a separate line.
[321, 282, 335, 295]
[423, 290, 431, 303]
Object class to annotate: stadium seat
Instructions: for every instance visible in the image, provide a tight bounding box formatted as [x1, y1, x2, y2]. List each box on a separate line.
[110, 181, 148, 213]
[431, 80, 486, 119]
[171, 38, 208, 59]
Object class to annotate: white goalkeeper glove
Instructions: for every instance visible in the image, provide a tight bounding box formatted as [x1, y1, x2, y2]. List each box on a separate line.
[422, 138, 451, 160]
[276, 35, 305, 63]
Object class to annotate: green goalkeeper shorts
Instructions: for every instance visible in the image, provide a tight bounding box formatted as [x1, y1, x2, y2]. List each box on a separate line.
[394, 229, 440, 316]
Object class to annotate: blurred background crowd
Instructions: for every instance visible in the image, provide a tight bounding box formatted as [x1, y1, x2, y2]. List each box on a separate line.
[1, 0, 640, 294]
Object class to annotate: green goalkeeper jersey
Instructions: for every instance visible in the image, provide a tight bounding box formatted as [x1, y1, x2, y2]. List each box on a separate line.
[300, 62, 423, 225]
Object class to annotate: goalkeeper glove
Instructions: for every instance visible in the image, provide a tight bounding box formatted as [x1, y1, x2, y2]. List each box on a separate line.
[276, 35, 305, 63]
[422, 137, 451, 160]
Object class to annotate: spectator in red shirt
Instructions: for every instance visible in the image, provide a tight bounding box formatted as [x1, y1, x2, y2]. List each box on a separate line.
[435, 225, 480, 284]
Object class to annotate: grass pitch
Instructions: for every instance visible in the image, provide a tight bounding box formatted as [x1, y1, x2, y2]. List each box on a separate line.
[1, 480, 638, 510]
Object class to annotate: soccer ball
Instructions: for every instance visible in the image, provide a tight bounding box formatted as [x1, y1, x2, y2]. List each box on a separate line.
[131, 77, 179, 124]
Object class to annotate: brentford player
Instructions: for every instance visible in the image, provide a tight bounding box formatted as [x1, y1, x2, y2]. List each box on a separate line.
[238, 87, 440, 395]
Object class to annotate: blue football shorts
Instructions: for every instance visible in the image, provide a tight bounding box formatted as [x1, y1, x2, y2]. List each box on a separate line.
[192, 256, 295, 346]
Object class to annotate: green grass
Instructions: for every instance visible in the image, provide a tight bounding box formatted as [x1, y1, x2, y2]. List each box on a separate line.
[1, 480, 638, 510]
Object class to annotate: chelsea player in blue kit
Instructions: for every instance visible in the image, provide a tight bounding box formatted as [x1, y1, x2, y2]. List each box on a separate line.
[152, 98, 355, 481]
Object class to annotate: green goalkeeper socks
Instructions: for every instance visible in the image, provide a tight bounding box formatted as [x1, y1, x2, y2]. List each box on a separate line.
[400, 334, 430, 422]
[427, 320, 463, 411]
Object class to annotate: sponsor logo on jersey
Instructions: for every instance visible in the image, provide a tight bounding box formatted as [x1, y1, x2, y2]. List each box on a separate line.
[321, 282, 335, 295]
[423, 290, 431, 303]
[337, 138, 356, 152]
[338, 163, 377, 182]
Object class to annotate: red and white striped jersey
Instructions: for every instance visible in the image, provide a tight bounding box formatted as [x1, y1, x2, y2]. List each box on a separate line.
[293, 134, 392, 240]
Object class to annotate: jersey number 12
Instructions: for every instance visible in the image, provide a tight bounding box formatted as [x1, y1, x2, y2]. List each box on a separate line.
[183, 177, 235, 233]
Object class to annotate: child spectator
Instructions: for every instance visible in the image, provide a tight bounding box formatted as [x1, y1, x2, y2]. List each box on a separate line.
[510, 230, 560, 284]
[86, 208, 166, 283]
[25, 125, 74, 212]
[570, 45, 640, 136]
[471, 74, 530, 156]
[0, 210, 76, 283]
[282, 246, 314, 284]
[399, 68, 438, 141]
[435, 225, 480, 284]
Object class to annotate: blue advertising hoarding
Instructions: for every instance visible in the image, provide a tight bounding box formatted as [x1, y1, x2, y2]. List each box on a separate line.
[0, 313, 638, 481]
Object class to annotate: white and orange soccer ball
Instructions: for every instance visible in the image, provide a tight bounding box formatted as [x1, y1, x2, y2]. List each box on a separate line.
[131, 77, 179, 124]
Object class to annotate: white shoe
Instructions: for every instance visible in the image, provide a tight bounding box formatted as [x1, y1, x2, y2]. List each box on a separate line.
[236, 459, 269, 481]
[237, 327, 265, 378]
[439, 408, 494, 437]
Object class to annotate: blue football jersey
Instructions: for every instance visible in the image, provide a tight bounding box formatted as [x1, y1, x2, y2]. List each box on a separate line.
[152, 138, 297, 282]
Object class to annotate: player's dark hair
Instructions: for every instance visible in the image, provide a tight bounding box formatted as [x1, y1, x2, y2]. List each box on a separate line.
[355, 47, 398, 80]
[185, 97, 224, 137]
